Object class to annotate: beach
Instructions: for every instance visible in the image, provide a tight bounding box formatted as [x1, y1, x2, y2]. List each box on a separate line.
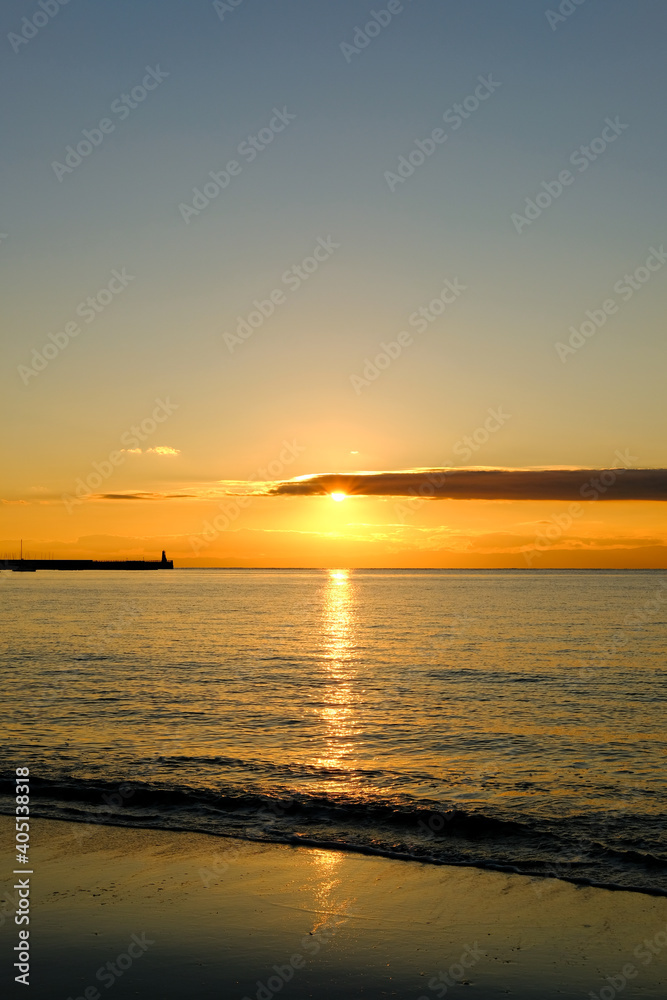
[4, 815, 666, 1000]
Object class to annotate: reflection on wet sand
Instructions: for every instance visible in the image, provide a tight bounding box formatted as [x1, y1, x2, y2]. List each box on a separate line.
[304, 847, 355, 944]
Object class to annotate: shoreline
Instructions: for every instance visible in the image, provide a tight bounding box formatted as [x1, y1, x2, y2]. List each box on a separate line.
[4, 808, 666, 900]
[3, 815, 667, 999]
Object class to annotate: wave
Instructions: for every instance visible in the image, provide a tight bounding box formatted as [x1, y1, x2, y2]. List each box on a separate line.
[1, 773, 666, 896]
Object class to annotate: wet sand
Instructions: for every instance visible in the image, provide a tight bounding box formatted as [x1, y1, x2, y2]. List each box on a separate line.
[2, 815, 666, 999]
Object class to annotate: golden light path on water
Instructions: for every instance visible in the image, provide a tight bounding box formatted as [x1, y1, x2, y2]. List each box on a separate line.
[305, 570, 359, 934]
[314, 569, 360, 796]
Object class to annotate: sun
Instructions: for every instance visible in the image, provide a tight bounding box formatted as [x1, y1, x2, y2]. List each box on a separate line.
[331, 492, 346, 502]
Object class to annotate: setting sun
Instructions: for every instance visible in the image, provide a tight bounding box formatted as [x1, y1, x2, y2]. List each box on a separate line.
[331, 492, 346, 502]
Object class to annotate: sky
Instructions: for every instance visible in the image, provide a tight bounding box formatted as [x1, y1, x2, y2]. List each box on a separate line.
[1, 0, 666, 567]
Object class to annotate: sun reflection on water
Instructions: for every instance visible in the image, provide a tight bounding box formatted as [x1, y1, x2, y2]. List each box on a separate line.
[314, 570, 360, 791]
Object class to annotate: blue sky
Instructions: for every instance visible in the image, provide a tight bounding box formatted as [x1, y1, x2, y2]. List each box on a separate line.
[2, 0, 666, 502]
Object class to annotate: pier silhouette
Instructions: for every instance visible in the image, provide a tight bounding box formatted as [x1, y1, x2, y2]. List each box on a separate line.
[5, 547, 174, 572]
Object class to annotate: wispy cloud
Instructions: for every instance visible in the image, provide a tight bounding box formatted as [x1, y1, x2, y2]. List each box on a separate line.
[119, 446, 180, 456]
[98, 492, 196, 501]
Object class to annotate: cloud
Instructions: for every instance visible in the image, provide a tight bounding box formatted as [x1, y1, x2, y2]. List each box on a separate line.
[119, 446, 180, 456]
[57, 466, 667, 505]
[266, 467, 667, 501]
[98, 492, 196, 501]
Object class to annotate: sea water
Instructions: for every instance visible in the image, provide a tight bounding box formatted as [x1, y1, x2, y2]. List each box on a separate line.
[1, 569, 665, 893]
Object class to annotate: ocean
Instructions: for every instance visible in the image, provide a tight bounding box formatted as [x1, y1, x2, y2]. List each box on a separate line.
[2, 569, 666, 895]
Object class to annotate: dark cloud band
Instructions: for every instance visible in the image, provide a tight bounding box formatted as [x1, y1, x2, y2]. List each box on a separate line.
[268, 468, 667, 501]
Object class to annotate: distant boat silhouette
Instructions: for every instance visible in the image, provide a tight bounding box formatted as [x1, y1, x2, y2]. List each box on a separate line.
[12, 540, 36, 571]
